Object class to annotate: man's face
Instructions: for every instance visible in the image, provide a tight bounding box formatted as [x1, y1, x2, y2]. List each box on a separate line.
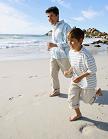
[46, 12, 59, 25]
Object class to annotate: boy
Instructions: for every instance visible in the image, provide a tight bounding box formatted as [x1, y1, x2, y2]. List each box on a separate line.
[64, 28, 102, 121]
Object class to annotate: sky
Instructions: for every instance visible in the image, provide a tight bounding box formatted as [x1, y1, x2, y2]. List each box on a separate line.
[0, 0, 108, 34]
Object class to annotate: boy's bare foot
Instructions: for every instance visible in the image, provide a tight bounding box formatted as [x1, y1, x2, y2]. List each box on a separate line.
[96, 88, 103, 96]
[69, 114, 82, 121]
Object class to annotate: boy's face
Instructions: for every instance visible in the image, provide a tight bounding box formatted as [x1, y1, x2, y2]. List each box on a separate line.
[68, 38, 83, 49]
[46, 12, 59, 25]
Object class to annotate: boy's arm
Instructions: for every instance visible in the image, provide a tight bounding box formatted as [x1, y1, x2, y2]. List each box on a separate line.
[84, 52, 97, 74]
[73, 52, 97, 83]
[73, 71, 90, 83]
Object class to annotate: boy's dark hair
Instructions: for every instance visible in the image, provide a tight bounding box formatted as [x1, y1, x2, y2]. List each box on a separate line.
[68, 27, 84, 41]
[45, 6, 59, 16]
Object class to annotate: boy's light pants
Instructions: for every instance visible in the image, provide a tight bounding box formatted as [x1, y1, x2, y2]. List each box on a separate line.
[50, 58, 72, 92]
[68, 83, 96, 109]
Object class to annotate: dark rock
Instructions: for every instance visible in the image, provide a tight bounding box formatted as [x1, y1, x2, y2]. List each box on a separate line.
[94, 45, 101, 47]
[83, 44, 90, 46]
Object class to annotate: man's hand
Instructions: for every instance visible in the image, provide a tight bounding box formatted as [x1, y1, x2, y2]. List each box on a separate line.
[64, 70, 69, 76]
[47, 42, 57, 51]
[64, 67, 73, 76]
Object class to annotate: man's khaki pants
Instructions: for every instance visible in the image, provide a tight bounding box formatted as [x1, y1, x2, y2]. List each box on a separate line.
[50, 58, 72, 92]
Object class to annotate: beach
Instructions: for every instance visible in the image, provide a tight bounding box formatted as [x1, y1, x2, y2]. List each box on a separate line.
[0, 54, 108, 139]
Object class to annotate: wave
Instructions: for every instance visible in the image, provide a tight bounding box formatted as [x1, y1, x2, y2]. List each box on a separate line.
[0, 34, 107, 61]
[0, 34, 51, 49]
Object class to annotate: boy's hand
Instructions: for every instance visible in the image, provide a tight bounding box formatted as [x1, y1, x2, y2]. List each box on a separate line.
[73, 76, 82, 83]
[73, 72, 90, 83]
[47, 42, 57, 51]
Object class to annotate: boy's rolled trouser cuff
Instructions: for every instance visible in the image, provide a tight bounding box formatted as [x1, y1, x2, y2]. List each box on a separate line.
[68, 99, 80, 109]
[69, 103, 79, 109]
[89, 95, 96, 105]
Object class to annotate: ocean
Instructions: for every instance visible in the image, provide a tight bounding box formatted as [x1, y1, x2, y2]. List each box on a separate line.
[0, 34, 108, 61]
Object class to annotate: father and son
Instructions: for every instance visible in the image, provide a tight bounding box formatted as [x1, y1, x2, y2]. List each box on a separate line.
[45, 6, 102, 121]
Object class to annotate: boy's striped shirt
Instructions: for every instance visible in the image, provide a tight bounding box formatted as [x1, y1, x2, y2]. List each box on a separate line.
[69, 46, 97, 89]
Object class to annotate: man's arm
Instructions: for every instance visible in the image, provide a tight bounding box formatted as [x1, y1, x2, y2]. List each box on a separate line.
[56, 24, 71, 48]
[47, 23, 71, 50]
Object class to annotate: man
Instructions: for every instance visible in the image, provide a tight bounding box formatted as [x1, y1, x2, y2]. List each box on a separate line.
[45, 6, 72, 97]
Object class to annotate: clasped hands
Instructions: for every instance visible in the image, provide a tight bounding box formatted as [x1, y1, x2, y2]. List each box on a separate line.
[64, 70, 83, 83]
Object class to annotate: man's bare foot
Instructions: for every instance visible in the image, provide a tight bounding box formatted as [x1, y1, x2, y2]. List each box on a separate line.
[49, 91, 60, 97]
[96, 88, 103, 96]
[69, 114, 82, 121]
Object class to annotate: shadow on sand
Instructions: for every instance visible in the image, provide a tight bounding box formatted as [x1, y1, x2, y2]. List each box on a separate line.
[80, 116, 108, 131]
[59, 93, 68, 98]
[95, 90, 108, 105]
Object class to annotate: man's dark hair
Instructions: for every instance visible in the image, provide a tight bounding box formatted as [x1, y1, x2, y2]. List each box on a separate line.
[45, 6, 59, 16]
[68, 27, 84, 41]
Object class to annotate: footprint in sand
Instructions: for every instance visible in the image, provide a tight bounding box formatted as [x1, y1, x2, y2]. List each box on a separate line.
[18, 94, 22, 97]
[8, 94, 22, 101]
[105, 77, 108, 79]
[34, 94, 39, 97]
[34, 92, 46, 98]
[96, 116, 102, 120]
[98, 103, 104, 107]
[9, 97, 14, 101]
[1, 76, 8, 78]
[79, 123, 96, 135]
[28, 75, 38, 78]
[0, 115, 2, 118]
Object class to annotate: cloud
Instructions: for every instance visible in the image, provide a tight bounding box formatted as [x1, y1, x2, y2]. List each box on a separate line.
[105, 5, 108, 11]
[82, 9, 98, 19]
[51, 0, 71, 8]
[8, 0, 26, 4]
[51, 0, 64, 3]
[73, 8, 99, 22]
[72, 17, 84, 22]
[0, 2, 48, 34]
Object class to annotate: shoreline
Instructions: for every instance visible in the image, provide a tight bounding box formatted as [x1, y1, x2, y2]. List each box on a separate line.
[0, 49, 108, 62]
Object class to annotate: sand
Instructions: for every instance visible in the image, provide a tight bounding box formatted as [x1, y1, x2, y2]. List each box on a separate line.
[0, 54, 108, 139]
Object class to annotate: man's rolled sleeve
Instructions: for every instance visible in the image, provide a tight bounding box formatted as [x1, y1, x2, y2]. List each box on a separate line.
[56, 24, 71, 48]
